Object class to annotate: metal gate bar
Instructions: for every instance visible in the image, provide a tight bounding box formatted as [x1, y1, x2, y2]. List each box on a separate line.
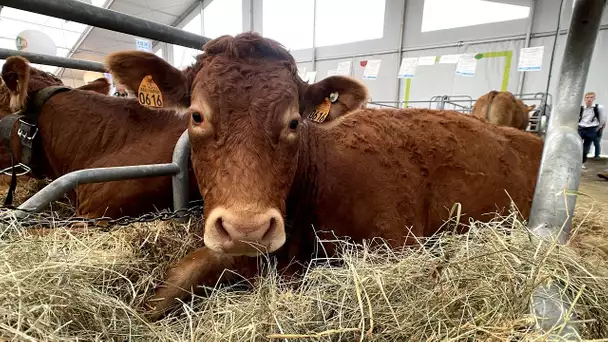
[14, 130, 191, 222]
[0, 0, 211, 50]
[0, 48, 106, 73]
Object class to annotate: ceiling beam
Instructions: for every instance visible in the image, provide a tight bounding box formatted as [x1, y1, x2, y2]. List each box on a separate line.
[58, 0, 116, 78]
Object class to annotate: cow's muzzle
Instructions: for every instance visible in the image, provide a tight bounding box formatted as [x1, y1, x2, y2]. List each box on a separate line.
[203, 207, 286, 256]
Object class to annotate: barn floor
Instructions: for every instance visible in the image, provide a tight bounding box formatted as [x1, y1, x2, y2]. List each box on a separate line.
[580, 156, 608, 205]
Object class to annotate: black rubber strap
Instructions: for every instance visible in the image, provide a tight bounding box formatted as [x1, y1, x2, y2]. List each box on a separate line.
[0, 113, 25, 207]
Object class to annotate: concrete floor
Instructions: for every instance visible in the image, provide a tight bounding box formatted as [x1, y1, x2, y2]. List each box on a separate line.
[580, 156, 608, 204]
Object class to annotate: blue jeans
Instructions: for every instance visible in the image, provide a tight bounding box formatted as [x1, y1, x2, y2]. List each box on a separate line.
[593, 128, 603, 158]
[579, 126, 599, 163]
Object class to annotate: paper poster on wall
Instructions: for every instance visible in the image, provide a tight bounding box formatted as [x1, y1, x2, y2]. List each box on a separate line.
[305, 71, 317, 84]
[455, 54, 477, 77]
[336, 61, 352, 76]
[439, 54, 461, 64]
[327, 69, 338, 77]
[518, 46, 544, 71]
[362, 59, 382, 80]
[417, 56, 436, 65]
[397, 57, 418, 78]
[135, 38, 152, 52]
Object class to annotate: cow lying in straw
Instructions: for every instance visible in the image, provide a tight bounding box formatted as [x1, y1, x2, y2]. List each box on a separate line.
[0, 56, 201, 217]
[105, 32, 544, 319]
[0, 59, 111, 187]
[471, 90, 537, 131]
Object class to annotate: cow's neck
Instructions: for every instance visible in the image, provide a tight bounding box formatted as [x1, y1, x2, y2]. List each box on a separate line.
[280, 123, 325, 263]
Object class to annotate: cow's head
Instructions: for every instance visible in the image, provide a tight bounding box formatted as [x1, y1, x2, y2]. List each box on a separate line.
[0, 56, 65, 114]
[106, 32, 368, 256]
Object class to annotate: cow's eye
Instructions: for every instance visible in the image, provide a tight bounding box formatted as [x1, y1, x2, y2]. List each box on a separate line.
[288, 119, 299, 130]
[192, 112, 203, 124]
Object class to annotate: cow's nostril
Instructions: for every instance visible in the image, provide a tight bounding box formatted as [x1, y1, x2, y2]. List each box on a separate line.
[262, 217, 277, 241]
[215, 217, 230, 239]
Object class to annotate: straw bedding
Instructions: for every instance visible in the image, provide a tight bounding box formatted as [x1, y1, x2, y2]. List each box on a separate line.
[0, 179, 606, 341]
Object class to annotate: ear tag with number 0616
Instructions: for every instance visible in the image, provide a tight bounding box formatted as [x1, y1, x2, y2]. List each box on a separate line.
[138, 75, 163, 108]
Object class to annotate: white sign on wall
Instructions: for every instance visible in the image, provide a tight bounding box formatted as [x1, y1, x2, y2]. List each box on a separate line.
[362, 59, 382, 80]
[135, 38, 152, 52]
[327, 69, 338, 77]
[336, 61, 352, 75]
[298, 67, 307, 79]
[397, 57, 419, 78]
[417, 56, 437, 65]
[455, 54, 477, 77]
[439, 54, 461, 64]
[518, 46, 544, 72]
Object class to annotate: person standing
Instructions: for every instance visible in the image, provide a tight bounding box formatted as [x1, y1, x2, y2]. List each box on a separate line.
[578, 92, 606, 168]
[592, 121, 604, 160]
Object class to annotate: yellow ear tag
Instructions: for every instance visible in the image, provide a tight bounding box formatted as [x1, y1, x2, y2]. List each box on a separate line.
[137, 75, 164, 108]
[308, 97, 331, 123]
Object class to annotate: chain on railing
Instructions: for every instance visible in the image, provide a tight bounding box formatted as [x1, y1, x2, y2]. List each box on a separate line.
[0, 199, 205, 231]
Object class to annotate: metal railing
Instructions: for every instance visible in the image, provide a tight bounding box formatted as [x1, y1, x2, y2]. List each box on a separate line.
[368, 92, 552, 135]
[12, 130, 191, 223]
[0, 0, 214, 219]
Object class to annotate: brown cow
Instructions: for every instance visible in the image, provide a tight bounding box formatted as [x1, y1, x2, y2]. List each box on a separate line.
[105, 32, 544, 319]
[0, 56, 202, 217]
[471, 90, 536, 130]
[0, 58, 112, 188]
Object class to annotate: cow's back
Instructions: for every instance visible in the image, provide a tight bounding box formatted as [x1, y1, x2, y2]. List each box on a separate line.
[32, 90, 195, 217]
[473, 91, 529, 130]
[311, 107, 542, 244]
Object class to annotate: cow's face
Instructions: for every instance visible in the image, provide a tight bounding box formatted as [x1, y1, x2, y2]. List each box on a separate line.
[105, 33, 368, 256]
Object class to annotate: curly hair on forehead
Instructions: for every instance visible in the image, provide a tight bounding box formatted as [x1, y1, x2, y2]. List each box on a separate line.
[181, 32, 301, 86]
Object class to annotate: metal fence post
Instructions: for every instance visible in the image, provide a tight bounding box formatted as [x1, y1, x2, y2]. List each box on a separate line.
[528, 0, 607, 339]
[172, 130, 191, 221]
[528, 0, 606, 243]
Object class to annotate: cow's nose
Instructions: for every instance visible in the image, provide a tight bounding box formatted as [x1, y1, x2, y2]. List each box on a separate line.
[204, 207, 286, 256]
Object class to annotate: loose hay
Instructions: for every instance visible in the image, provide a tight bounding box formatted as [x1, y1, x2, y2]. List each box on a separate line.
[0, 181, 607, 341]
[0, 207, 607, 341]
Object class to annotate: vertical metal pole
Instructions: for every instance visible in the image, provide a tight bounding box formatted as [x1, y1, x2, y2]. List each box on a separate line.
[172, 130, 191, 220]
[529, 1, 606, 339]
[249, 0, 253, 31]
[529, 0, 606, 243]
[515, 0, 536, 95]
[199, 0, 205, 35]
[544, 0, 566, 98]
[395, 0, 407, 104]
[311, 0, 317, 73]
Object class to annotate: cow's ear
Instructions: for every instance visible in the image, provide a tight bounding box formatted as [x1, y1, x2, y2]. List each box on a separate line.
[1, 56, 31, 112]
[105, 51, 190, 110]
[526, 104, 537, 112]
[301, 75, 369, 123]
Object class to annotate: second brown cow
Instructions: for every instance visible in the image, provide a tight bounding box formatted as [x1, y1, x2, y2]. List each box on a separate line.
[471, 90, 537, 130]
[106, 32, 544, 319]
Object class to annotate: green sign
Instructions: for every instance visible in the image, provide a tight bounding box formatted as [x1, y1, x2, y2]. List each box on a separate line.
[15, 36, 27, 51]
